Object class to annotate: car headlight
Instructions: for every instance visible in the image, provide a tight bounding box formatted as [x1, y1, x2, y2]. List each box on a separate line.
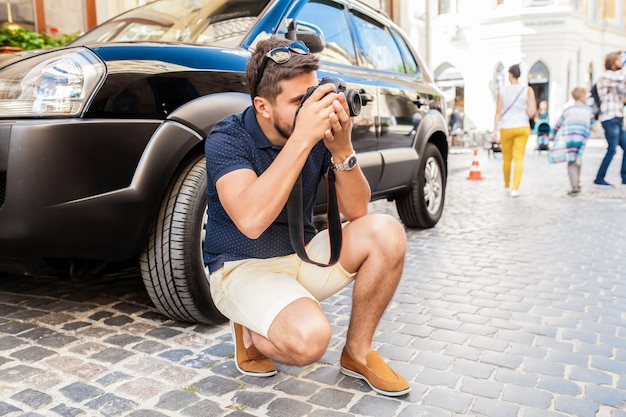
[0, 47, 105, 117]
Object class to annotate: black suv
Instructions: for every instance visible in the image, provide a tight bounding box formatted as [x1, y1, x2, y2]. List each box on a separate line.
[0, 0, 448, 324]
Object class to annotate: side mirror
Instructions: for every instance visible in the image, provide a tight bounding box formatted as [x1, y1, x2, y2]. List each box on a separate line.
[286, 20, 325, 53]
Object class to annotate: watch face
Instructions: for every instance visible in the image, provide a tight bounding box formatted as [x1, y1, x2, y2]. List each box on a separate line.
[348, 156, 357, 168]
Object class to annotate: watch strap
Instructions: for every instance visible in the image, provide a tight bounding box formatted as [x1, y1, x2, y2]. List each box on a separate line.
[331, 151, 357, 171]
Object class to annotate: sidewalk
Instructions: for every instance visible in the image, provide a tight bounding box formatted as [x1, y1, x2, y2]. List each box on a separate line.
[0, 142, 625, 416]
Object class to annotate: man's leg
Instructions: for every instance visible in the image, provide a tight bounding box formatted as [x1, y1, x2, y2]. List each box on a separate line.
[255, 213, 407, 366]
[337, 213, 410, 396]
[210, 257, 333, 367]
[337, 213, 406, 361]
[595, 119, 618, 183]
[618, 123, 626, 184]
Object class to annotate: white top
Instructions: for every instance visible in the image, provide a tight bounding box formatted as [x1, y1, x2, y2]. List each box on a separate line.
[499, 84, 529, 129]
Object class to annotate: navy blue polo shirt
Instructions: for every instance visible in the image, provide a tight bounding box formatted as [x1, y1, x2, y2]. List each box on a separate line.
[203, 106, 332, 274]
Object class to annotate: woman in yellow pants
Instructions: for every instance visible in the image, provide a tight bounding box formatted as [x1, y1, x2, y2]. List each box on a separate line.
[493, 64, 537, 197]
[500, 126, 531, 194]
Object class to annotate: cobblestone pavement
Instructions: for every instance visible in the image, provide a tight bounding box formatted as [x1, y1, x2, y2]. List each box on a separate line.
[1, 139, 626, 417]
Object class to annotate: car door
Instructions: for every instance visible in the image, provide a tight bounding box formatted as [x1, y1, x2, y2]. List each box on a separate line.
[346, 6, 435, 193]
[290, 0, 382, 193]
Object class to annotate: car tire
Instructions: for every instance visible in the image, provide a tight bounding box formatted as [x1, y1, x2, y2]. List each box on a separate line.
[396, 143, 446, 229]
[140, 155, 226, 324]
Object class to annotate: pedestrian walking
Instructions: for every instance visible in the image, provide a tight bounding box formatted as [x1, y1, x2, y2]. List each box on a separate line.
[593, 50, 626, 188]
[492, 64, 537, 197]
[550, 87, 594, 196]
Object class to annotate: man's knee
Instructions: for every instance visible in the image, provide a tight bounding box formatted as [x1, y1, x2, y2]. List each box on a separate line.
[368, 214, 406, 252]
[283, 321, 331, 365]
[268, 301, 332, 366]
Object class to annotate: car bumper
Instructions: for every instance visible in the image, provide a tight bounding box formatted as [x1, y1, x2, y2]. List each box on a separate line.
[0, 118, 163, 260]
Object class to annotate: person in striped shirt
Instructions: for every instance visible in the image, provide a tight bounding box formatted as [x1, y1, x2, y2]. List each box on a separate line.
[551, 87, 594, 196]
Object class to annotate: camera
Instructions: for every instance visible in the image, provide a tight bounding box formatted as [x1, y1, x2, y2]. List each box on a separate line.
[300, 77, 362, 117]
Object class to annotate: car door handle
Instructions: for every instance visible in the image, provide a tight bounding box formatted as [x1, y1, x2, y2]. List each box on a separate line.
[359, 90, 374, 105]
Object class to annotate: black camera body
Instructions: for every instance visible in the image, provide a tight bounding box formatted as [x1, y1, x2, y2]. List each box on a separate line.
[300, 77, 362, 117]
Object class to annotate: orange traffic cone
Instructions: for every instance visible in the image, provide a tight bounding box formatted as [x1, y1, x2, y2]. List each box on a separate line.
[466, 148, 484, 180]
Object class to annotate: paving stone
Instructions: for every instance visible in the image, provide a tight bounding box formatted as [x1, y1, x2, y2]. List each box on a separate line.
[157, 348, 193, 362]
[569, 366, 613, 385]
[132, 340, 169, 354]
[309, 409, 354, 417]
[501, 384, 552, 408]
[11, 388, 53, 408]
[307, 387, 353, 409]
[193, 375, 242, 396]
[0, 320, 36, 335]
[84, 393, 137, 417]
[585, 384, 626, 407]
[89, 347, 135, 364]
[470, 397, 519, 417]
[10, 346, 55, 361]
[267, 397, 314, 417]
[347, 395, 402, 417]
[274, 378, 320, 396]
[103, 334, 144, 347]
[0, 401, 22, 414]
[423, 387, 474, 413]
[36, 333, 79, 348]
[523, 358, 565, 377]
[146, 327, 183, 340]
[537, 376, 582, 396]
[59, 382, 105, 403]
[19, 327, 55, 341]
[0, 335, 24, 351]
[459, 376, 503, 399]
[96, 371, 132, 387]
[126, 410, 170, 417]
[554, 396, 598, 417]
[415, 368, 459, 388]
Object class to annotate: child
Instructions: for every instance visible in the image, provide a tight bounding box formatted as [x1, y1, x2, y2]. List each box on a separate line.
[550, 87, 594, 196]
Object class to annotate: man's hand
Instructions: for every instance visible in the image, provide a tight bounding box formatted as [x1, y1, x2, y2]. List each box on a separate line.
[323, 92, 354, 157]
[291, 83, 339, 148]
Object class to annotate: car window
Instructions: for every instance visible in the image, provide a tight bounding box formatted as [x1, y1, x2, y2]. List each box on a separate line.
[350, 11, 405, 73]
[72, 0, 270, 47]
[295, 1, 357, 66]
[391, 29, 422, 78]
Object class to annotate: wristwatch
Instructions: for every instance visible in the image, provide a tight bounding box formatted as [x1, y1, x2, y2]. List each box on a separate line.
[331, 151, 357, 171]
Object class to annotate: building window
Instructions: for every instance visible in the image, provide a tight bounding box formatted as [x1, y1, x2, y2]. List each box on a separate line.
[0, 0, 35, 30]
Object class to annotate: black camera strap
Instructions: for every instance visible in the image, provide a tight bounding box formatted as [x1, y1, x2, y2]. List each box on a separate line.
[287, 168, 342, 267]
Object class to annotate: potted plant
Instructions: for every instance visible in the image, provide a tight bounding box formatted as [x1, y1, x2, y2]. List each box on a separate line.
[0, 26, 77, 52]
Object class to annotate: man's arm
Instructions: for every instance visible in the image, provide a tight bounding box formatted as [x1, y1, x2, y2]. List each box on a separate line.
[216, 84, 340, 239]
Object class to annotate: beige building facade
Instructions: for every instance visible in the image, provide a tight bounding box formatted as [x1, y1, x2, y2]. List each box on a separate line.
[403, 0, 626, 132]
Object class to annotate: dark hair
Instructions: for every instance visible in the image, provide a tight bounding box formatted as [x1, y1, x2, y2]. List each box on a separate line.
[246, 36, 319, 103]
[605, 51, 622, 71]
[508, 64, 521, 79]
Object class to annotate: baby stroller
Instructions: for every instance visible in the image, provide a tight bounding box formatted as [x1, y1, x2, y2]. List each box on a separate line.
[535, 119, 551, 152]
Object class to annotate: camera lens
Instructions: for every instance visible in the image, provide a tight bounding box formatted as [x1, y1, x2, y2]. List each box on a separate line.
[345, 90, 362, 117]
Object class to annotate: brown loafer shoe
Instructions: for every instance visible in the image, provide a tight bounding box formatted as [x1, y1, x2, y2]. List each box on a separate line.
[340, 349, 411, 396]
[231, 321, 277, 377]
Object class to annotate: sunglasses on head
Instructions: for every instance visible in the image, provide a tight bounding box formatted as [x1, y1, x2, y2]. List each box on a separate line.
[252, 41, 310, 98]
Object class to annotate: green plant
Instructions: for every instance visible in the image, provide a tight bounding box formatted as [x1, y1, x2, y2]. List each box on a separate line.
[0, 27, 77, 50]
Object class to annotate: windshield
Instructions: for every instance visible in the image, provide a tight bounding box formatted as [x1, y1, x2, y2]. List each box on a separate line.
[72, 0, 271, 48]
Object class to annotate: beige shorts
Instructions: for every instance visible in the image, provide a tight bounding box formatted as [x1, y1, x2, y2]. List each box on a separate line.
[208, 231, 355, 338]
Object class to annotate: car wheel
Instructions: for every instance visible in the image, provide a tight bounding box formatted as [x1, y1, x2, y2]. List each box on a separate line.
[396, 143, 446, 229]
[140, 155, 226, 324]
